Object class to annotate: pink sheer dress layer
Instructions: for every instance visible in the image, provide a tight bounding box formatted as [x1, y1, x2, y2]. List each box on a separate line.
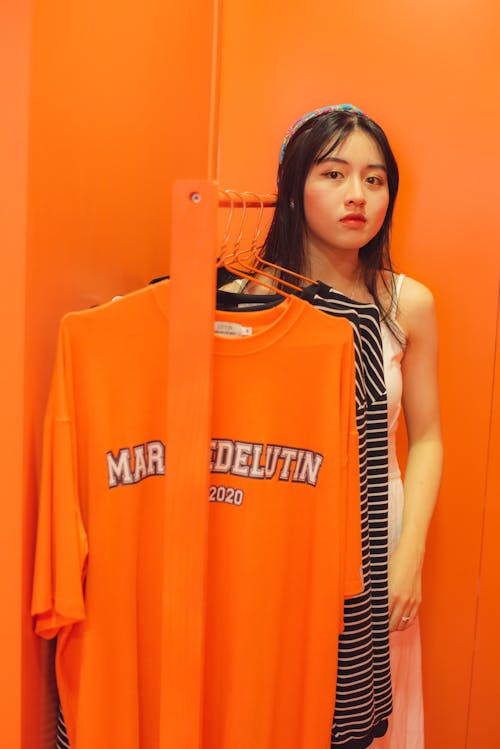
[372, 274, 425, 749]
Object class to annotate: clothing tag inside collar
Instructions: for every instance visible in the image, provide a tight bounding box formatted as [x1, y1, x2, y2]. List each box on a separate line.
[214, 321, 253, 338]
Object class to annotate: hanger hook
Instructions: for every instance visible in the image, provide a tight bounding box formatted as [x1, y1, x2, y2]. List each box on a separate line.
[219, 189, 235, 263]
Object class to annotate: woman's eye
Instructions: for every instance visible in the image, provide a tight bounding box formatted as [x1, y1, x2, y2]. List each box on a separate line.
[327, 170, 342, 180]
[366, 175, 385, 185]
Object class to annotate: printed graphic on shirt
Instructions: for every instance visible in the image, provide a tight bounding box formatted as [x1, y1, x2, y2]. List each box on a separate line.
[106, 440, 166, 487]
[106, 438, 324, 489]
[210, 439, 324, 486]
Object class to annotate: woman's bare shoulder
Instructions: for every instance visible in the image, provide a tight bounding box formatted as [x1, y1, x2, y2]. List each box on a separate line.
[398, 274, 436, 314]
[397, 275, 437, 341]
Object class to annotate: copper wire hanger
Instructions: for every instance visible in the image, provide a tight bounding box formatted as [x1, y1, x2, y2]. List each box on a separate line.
[252, 253, 316, 289]
[233, 192, 316, 292]
[223, 191, 305, 294]
[217, 190, 290, 298]
[217, 189, 237, 265]
[218, 188, 319, 295]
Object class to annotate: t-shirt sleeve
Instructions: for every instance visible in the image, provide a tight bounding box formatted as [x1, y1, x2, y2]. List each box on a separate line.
[31, 322, 88, 639]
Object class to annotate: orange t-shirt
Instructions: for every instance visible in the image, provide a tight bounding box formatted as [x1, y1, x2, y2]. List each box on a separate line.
[32, 281, 361, 749]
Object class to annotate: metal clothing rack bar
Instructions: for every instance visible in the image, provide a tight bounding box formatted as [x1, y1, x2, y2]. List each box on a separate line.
[218, 192, 277, 208]
[160, 179, 218, 749]
[159, 179, 276, 748]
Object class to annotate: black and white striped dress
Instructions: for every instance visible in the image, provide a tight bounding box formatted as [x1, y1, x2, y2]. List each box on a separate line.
[301, 283, 391, 749]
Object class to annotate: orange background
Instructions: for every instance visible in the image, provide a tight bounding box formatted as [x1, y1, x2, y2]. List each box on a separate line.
[1, 0, 499, 746]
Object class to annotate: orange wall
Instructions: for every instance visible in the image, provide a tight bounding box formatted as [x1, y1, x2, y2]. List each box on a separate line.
[20, 0, 217, 746]
[3, 0, 498, 746]
[217, 1, 500, 747]
[467, 295, 500, 746]
[0, 2, 31, 746]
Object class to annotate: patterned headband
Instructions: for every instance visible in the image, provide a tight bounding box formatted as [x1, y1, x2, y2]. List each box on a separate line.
[279, 103, 366, 165]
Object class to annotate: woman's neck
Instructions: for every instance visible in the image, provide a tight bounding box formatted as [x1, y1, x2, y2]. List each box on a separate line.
[305, 246, 370, 300]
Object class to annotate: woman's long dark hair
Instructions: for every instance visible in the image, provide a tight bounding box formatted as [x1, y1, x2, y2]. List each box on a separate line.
[261, 108, 400, 326]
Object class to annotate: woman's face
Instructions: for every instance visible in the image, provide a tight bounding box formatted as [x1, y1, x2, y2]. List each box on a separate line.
[303, 128, 389, 256]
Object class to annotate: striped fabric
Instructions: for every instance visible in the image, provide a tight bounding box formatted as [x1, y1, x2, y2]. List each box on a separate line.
[301, 283, 391, 748]
[56, 706, 70, 749]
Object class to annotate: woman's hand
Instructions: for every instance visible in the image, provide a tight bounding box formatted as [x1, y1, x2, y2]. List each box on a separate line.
[387, 542, 423, 632]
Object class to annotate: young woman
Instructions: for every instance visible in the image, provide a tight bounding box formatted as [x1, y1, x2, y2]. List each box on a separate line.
[227, 105, 443, 748]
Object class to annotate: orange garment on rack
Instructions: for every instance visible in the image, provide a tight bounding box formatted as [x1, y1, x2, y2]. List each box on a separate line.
[31, 280, 362, 749]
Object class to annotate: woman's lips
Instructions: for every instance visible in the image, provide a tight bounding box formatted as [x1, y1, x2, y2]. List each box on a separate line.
[340, 213, 367, 227]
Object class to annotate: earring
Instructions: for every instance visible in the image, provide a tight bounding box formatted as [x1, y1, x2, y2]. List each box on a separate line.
[289, 198, 295, 209]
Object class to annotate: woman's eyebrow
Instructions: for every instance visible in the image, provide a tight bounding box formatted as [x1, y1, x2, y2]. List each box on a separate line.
[316, 156, 387, 171]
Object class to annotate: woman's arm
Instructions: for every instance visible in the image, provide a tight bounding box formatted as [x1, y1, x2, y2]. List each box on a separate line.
[388, 277, 443, 631]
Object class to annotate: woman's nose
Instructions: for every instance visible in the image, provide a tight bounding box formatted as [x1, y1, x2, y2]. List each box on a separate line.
[344, 177, 366, 206]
